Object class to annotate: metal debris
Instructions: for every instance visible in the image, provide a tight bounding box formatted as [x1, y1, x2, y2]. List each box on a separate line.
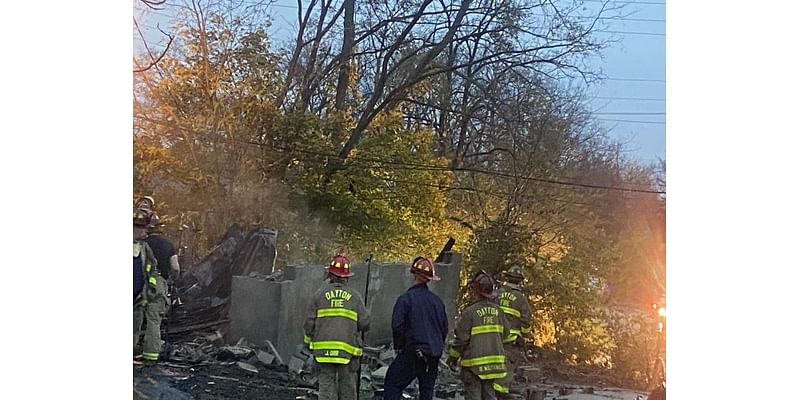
[265, 339, 285, 365]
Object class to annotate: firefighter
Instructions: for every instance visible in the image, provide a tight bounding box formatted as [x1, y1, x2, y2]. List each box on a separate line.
[494, 264, 533, 396]
[383, 257, 449, 400]
[144, 213, 181, 283]
[304, 255, 370, 400]
[448, 270, 510, 400]
[133, 211, 169, 362]
[136, 195, 160, 229]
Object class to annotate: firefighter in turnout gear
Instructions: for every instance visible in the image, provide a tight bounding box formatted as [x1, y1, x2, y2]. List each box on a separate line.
[448, 270, 511, 400]
[304, 255, 370, 400]
[134, 211, 169, 362]
[494, 265, 533, 396]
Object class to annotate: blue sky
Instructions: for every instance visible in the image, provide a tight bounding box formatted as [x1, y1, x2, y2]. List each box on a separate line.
[134, 1, 665, 163]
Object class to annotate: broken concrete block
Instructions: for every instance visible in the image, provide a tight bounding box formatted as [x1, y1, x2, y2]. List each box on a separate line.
[257, 350, 275, 366]
[379, 348, 396, 363]
[371, 365, 388, 381]
[265, 340, 285, 365]
[218, 346, 254, 360]
[288, 356, 305, 374]
[236, 361, 259, 374]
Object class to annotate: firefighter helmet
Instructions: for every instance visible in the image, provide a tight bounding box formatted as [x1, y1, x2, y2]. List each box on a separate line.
[328, 255, 354, 278]
[147, 212, 163, 231]
[410, 256, 440, 281]
[502, 264, 524, 283]
[137, 196, 155, 213]
[469, 270, 497, 299]
[134, 211, 149, 227]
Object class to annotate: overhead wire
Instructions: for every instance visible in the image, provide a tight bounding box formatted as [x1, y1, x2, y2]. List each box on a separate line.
[256, 143, 665, 194]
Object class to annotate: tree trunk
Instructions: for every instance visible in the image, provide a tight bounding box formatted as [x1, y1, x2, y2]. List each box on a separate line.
[334, 0, 355, 111]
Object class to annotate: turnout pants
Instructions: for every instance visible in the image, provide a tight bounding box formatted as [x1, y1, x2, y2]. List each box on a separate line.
[461, 368, 498, 400]
[384, 349, 439, 400]
[494, 342, 522, 395]
[318, 360, 358, 400]
[134, 276, 168, 361]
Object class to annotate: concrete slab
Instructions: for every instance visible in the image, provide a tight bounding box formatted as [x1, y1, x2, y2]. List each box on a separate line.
[257, 350, 275, 366]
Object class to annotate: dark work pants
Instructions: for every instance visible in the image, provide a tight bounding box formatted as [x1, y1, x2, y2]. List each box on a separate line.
[383, 349, 439, 400]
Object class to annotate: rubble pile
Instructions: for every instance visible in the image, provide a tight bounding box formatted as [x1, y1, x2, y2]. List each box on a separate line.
[165, 225, 279, 342]
[351, 345, 462, 400]
[140, 334, 649, 400]
[137, 334, 316, 400]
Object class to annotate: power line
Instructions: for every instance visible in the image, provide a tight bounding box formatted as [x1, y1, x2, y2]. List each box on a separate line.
[592, 96, 664, 101]
[133, 24, 666, 86]
[598, 118, 665, 125]
[148, 2, 667, 21]
[260, 144, 665, 194]
[595, 30, 664, 36]
[605, 77, 666, 83]
[139, 7, 665, 36]
[530, 13, 664, 23]
[581, 0, 665, 5]
[593, 112, 665, 115]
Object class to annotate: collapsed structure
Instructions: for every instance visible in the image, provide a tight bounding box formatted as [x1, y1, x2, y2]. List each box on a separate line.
[165, 225, 461, 363]
[228, 252, 463, 363]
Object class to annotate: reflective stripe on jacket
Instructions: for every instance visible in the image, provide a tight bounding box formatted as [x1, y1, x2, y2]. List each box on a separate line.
[448, 299, 510, 380]
[134, 240, 160, 306]
[497, 285, 532, 343]
[304, 280, 370, 364]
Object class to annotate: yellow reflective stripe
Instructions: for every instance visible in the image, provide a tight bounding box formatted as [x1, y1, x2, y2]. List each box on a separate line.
[520, 326, 531, 334]
[503, 333, 519, 343]
[142, 352, 159, 361]
[448, 348, 461, 358]
[461, 355, 505, 367]
[148, 276, 157, 285]
[311, 341, 363, 356]
[471, 324, 504, 335]
[303, 335, 311, 344]
[317, 308, 358, 321]
[500, 306, 521, 318]
[315, 356, 351, 364]
[492, 382, 510, 392]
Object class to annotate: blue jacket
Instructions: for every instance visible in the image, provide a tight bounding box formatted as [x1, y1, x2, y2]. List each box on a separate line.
[391, 283, 448, 358]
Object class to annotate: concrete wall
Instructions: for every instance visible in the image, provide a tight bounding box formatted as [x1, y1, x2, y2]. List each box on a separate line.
[228, 253, 462, 362]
